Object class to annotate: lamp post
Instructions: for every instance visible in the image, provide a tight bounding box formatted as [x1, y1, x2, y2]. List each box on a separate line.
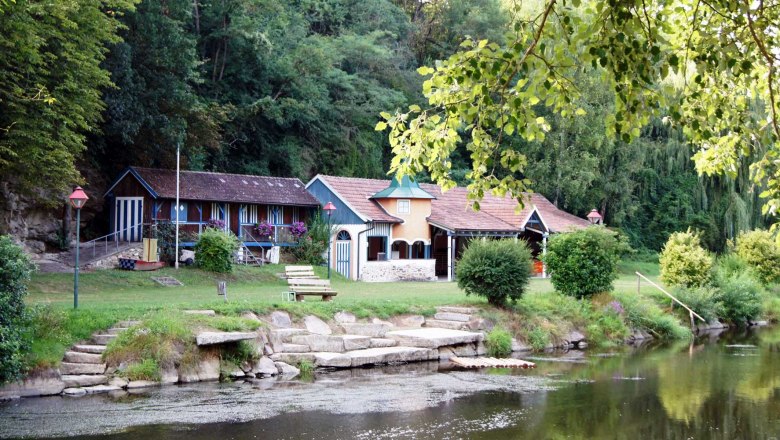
[323, 202, 337, 279]
[69, 186, 89, 309]
[587, 209, 603, 225]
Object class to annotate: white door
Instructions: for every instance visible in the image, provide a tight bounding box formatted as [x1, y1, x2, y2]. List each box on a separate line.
[115, 197, 143, 242]
[335, 230, 351, 278]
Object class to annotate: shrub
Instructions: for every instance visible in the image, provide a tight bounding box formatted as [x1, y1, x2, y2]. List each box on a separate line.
[124, 359, 160, 381]
[0, 236, 35, 384]
[194, 228, 240, 273]
[456, 239, 533, 306]
[544, 227, 626, 298]
[485, 327, 513, 357]
[673, 286, 723, 323]
[712, 271, 763, 323]
[526, 327, 550, 351]
[291, 213, 333, 265]
[734, 229, 780, 285]
[659, 230, 713, 288]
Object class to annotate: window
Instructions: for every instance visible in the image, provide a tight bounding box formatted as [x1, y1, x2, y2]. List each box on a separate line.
[397, 199, 410, 214]
[170, 202, 188, 222]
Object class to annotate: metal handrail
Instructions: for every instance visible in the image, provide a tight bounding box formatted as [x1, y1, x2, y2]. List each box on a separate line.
[80, 223, 147, 259]
[636, 271, 706, 328]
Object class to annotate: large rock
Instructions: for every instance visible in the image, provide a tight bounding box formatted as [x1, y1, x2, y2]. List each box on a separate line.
[565, 331, 586, 344]
[304, 315, 332, 335]
[196, 356, 221, 381]
[334, 311, 356, 324]
[274, 362, 300, 378]
[342, 335, 371, 351]
[395, 315, 426, 328]
[292, 334, 344, 352]
[270, 352, 317, 364]
[340, 323, 392, 338]
[386, 328, 483, 349]
[270, 311, 292, 328]
[369, 338, 398, 348]
[109, 377, 129, 388]
[61, 375, 107, 387]
[63, 351, 104, 364]
[438, 343, 478, 360]
[252, 357, 278, 377]
[160, 367, 178, 384]
[269, 328, 308, 348]
[346, 347, 435, 367]
[436, 306, 478, 314]
[433, 312, 471, 322]
[127, 380, 160, 389]
[313, 352, 352, 368]
[83, 384, 122, 393]
[0, 369, 64, 398]
[196, 331, 256, 346]
[279, 343, 311, 353]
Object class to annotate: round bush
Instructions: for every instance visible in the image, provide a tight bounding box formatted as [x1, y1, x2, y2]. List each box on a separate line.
[734, 229, 780, 285]
[713, 271, 763, 323]
[456, 239, 532, 306]
[659, 230, 713, 288]
[544, 227, 624, 298]
[194, 229, 240, 273]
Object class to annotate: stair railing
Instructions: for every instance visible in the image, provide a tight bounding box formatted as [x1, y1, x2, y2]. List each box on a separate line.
[79, 223, 147, 259]
[635, 271, 706, 328]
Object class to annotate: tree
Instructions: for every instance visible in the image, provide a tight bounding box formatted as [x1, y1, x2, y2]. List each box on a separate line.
[0, 0, 136, 201]
[379, 0, 780, 234]
[0, 235, 34, 383]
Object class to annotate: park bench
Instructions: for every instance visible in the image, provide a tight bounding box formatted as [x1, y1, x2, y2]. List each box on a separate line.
[283, 265, 319, 279]
[286, 278, 337, 302]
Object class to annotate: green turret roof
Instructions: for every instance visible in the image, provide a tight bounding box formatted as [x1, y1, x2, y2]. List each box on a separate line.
[371, 175, 436, 199]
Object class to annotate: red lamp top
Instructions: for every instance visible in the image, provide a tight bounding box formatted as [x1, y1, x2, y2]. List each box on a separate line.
[69, 186, 89, 209]
[587, 209, 602, 224]
[322, 202, 337, 215]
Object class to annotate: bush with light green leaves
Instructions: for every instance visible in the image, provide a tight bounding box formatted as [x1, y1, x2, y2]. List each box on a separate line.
[733, 229, 780, 285]
[194, 229, 240, 273]
[659, 231, 713, 288]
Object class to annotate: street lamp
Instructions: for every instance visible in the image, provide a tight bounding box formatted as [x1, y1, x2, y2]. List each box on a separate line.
[323, 202, 337, 279]
[69, 186, 89, 309]
[587, 209, 602, 225]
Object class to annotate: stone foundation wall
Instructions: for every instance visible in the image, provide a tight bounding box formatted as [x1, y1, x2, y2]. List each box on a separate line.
[84, 247, 143, 270]
[360, 259, 437, 282]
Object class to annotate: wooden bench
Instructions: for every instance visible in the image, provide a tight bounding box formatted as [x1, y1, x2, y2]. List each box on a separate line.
[283, 265, 319, 279]
[286, 278, 337, 302]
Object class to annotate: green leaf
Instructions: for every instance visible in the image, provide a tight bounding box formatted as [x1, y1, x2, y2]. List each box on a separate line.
[374, 121, 387, 131]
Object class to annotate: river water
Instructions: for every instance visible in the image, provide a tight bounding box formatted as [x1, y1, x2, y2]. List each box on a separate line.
[2, 327, 779, 439]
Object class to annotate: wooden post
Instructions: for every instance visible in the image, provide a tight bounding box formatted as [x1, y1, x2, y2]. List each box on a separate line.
[637, 273, 640, 295]
[217, 281, 227, 301]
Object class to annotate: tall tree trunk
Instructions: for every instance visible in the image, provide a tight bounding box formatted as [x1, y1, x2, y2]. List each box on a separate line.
[192, 0, 200, 33]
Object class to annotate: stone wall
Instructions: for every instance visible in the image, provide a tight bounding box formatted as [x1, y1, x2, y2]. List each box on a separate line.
[84, 247, 143, 270]
[360, 259, 437, 282]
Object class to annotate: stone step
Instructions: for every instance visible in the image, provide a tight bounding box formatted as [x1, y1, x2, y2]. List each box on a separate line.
[63, 351, 103, 364]
[291, 335, 345, 353]
[386, 328, 483, 349]
[60, 362, 106, 375]
[61, 375, 108, 387]
[269, 328, 308, 345]
[82, 384, 122, 394]
[279, 343, 310, 353]
[115, 320, 142, 328]
[436, 306, 478, 315]
[270, 352, 316, 365]
[92, 334, 117, 345]
[433, 312, 471, 322]
[106, 328, 128, 335]
[339, 322, 392, 338]
[346, 347, 437, 367]
[195, 331, 256, 346]
[423, 319, 467, 330]
[342, 335, 371, 351]
[72, 345, 106, 354]
[369, 338, 398, 348]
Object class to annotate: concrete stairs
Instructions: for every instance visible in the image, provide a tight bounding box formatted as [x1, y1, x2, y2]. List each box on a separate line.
[60, 320, 140, 391]
[424, 306, 481, 331]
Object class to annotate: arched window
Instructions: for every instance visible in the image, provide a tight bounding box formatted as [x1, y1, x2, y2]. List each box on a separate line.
[411, 241, 426, 259]
[391, 240, 409, 259]
[337, 230, 351, 241]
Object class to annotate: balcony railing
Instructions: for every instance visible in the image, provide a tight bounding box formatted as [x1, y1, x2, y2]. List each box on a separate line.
[239, 224, 296, 244]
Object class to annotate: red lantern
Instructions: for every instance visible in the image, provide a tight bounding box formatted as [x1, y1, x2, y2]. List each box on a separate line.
[587, 209, 602, 225]
[323, 201, 337, 216]
[69, 186, 89, 209]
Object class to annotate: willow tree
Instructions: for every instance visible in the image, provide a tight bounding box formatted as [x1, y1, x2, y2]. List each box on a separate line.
[379, 0, 780, 234]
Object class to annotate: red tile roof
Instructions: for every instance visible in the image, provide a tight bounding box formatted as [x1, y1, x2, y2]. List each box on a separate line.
[129, 167, 321, 206]
[316, 175, 590, 232]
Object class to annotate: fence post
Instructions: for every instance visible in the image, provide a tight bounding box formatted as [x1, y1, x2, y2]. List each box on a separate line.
[217, 281, 227, 301]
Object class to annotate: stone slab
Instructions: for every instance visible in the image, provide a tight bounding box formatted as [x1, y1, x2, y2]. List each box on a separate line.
[83, 385, 122, 394]
[340, 323, 391, 337]
[433, 312, 471, 322]
[269, 328, 308, 345]
[274, 362, 300, 378]
[60, 362, 106, 375]
[92, 334, 117, 345]
[386, 328, 483, 349]
[303, 315, 332, 335]
[334, 311, 356, 324]
[394, 315, 426, 328]
[279, 343, 311, 353]
[342, 335, 371, 351]
[62, 375, 108, 387]
[196, 331, 256, 346]
[184, 309, 216, 316]
[313, 352, 352, 368]
[436, 306, 478, 315]
[64, 351, 103, 364]
[369, 338, 398, 348]
[292, 335, 345, 353]
[270, 311, 292, 328]
[127, 380, 160, 389]
[73, 345, 106, 354]
[196, 357, 220, 381]
[0, 371, 64, 398]
[62, 387, 87, 396]
[270, 352, 317, 364]
[422, 319, 466, 330]
[346, 347, 435, 367]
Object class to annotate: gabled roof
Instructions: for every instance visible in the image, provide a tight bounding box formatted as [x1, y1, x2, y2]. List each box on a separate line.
[371, 176, 436, 199]
[316, 175, 590, 233]
[309, 175, 402, 223]
[107, 167, 321, 206]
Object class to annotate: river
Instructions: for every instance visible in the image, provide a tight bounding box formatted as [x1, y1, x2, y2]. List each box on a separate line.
[2, 326, 779, 439]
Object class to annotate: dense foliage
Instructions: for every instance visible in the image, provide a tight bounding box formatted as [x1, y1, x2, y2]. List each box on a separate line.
[484, 327, 512, 357]
[659, 231, 713, 288]
[194, 229, 240, 273]
[291, 213, 333, 265]
[0, 236, 35, 383]
[544, 227, 624, 298]
[456, 239, 532, 307]
[712, 271, 763, 324]
[733, 230, 780, 285]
